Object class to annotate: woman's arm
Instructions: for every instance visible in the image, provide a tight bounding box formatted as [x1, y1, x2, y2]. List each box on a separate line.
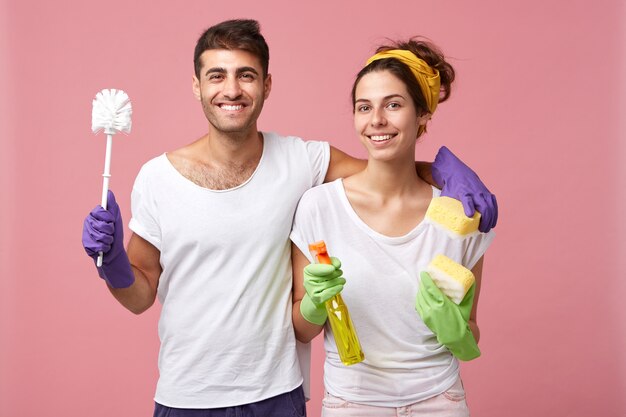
[468, 256, 485, 342]
[292, 243, 325, 343]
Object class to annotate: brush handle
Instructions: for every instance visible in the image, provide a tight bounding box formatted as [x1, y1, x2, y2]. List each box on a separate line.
[97, 134, 113, 267]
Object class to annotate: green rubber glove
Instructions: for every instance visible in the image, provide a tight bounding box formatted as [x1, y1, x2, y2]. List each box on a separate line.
[300, 257, 345, 326]
[415, 271, 481, 361]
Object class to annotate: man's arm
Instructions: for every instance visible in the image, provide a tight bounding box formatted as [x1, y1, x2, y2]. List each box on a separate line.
[325, 145, 498, 232]
[415, 161, 435, 185]
[325, 146, 436, 185]
[324, 146, 366, 182]
[82, 190, 161, 314]
[108, 233, 162, 315]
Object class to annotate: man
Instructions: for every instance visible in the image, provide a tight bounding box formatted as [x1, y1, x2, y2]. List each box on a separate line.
[82, 19, 497, 416]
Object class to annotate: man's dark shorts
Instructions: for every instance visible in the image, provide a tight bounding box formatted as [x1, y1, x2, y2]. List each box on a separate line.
[153, 385, 306, 417]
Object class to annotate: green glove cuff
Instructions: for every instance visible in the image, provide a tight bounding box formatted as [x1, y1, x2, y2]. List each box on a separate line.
[416, 271, 481, 361]
[443, 326, 481, 361]
[300, 294, 327, 326]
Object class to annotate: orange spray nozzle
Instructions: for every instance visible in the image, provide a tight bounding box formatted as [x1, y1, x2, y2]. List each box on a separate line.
[308, 240, 332, 265]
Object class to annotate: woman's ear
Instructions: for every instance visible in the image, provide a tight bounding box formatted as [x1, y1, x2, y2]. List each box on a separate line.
[416, 113, 432, 139]
[418, 113, 432, 126]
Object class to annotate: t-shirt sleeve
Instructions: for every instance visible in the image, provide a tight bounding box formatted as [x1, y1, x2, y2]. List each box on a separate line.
[289, 190, 321, 264]
[128, 164, 162, 250]
[462, 229, 496, 270]
[304, 140, 330, 187]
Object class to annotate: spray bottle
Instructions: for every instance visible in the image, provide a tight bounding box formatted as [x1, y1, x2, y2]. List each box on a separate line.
[309, 240, 364, 366]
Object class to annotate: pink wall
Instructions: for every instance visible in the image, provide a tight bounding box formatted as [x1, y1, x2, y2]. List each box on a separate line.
[1, 0, 624, 416]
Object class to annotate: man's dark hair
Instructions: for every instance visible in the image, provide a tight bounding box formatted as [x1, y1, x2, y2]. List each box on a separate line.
[194, 19, 270, 78]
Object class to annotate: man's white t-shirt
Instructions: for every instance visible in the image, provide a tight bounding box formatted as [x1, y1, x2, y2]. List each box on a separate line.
[129, 132, 329, 408]
[290, 179, 495, 407]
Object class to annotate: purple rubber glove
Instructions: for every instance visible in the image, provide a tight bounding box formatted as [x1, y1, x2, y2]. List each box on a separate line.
[82, 190, 135, 288]
[432, 146, 498, 233]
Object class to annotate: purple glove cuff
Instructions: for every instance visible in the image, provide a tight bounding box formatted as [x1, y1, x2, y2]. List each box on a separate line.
[83, 190, 135, 289]
[431, 148, 446, 188]
[97, 250, 135, 289]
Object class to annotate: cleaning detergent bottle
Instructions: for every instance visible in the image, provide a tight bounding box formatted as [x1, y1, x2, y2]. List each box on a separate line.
[309, 240, 364, 366]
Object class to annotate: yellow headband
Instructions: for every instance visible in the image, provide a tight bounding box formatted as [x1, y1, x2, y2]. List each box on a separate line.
[366, 49, 440, 114]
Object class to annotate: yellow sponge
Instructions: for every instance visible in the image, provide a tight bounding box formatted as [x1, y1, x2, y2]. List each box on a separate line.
[425, 196, 480, 239]
[426, 254, 475, 304]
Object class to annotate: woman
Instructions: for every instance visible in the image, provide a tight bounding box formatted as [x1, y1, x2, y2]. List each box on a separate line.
[290, 38, 495, 416]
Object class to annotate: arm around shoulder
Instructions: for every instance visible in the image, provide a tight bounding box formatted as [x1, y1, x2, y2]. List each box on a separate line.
[326, 145, 436, 185]
[324, 146, 366, 182]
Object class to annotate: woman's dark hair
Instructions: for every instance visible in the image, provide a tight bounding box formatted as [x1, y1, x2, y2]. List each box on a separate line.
[351, 38, 455, 116]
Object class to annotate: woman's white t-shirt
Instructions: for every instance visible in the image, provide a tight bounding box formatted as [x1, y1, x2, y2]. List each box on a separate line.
[290, 179, 495, 407]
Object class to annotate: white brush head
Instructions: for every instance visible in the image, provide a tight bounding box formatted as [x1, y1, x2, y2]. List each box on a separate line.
[92, 89, 132, 135]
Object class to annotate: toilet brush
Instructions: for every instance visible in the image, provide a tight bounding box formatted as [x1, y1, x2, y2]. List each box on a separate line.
[91, 89, 132, 267]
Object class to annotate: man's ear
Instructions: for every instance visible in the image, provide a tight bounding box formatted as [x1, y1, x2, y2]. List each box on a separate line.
[192, 75, 201, 101]
[263, 74, 272, 100]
